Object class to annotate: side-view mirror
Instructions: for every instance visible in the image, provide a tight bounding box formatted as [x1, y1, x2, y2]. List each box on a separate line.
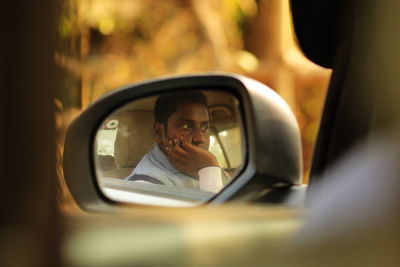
[63, 73, 303, 211]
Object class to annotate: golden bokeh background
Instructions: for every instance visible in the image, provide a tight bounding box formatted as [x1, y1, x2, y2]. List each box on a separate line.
[55, 0, 332, 211]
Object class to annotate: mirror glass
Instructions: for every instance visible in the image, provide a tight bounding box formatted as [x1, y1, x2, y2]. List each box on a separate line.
[94, 89, 245, 207]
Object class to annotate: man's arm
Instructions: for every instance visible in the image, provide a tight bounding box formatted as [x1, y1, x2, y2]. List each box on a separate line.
[167, 138, 225, 192]
[166, 138, 218, 176]
[198, 166, 224, 192]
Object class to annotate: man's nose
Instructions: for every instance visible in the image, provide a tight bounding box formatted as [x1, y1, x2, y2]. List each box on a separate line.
[191, 127, 206, 145]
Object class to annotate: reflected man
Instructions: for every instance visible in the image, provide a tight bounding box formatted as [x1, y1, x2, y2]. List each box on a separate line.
[125, 91, 228, 192]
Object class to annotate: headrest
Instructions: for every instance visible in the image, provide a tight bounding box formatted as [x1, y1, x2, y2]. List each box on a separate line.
[114, 110, 155, 168]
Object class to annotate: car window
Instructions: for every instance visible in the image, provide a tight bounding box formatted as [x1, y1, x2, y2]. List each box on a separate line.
[96, 123, 118, 157]
[209, 134, 228, 169]
[218, 126, 242, 168]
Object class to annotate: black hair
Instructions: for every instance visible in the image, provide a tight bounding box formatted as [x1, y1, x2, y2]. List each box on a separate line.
[154, 91, 208, 124]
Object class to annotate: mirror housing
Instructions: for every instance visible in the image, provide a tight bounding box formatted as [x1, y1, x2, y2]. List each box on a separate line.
[63, 73, 302, 211]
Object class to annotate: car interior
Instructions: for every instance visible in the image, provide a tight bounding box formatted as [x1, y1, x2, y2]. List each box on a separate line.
[94, 90, 244, 182]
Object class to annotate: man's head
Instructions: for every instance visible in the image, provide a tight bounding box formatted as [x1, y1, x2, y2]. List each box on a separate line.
[154, 91, 210, 153]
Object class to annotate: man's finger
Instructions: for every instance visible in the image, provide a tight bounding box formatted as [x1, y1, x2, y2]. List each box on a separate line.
[168, 141, 189, 160]
[180, 138, 199, 152]
[170, 146, 189, 162]
[168, 138, 180, 152]
[168, 154, 186, 168]
[164, 139, 174, 155]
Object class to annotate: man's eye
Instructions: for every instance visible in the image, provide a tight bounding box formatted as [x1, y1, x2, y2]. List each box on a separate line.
[201, 125, 209, 131]
[181, 123, 191, 130]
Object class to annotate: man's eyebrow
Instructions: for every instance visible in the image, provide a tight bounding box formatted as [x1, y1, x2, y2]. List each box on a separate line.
[175, 118, 210, 123]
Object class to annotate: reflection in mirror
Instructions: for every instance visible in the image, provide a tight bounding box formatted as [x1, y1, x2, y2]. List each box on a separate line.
[94, 90, 244, 206]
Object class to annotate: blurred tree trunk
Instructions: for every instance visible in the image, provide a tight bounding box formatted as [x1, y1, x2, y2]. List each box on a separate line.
[0, 0, 61, 266]
[245, 0, 295, 104]
[78, 3, 91, 109]
[245, 0, 331, 181]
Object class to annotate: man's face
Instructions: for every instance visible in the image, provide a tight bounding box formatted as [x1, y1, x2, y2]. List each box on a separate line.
[155, 102, 210, 153]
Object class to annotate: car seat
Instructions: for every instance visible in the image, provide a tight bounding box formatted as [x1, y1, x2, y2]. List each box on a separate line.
[101, 109, 155, 179]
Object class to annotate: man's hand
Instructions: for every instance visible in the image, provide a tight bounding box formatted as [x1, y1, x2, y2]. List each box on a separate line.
[166, 138, 218, 177]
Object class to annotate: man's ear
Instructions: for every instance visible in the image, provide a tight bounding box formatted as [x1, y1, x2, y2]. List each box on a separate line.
[154, 122, 164, 144]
